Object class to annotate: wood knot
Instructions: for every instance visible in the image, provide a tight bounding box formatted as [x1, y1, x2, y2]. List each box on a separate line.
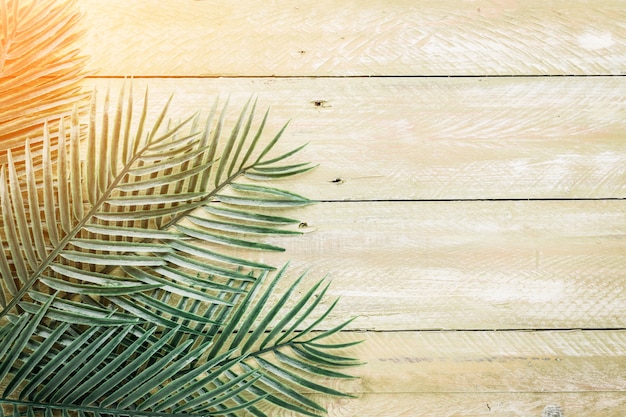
[311, 100, 331, 108]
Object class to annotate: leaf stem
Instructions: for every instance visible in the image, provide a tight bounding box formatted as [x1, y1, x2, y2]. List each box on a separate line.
[160, 164, 252, 231]
[0, 123, 193, 318]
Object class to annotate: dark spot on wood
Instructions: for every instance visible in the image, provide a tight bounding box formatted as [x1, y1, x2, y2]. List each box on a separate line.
[330, 177, 345, 184]
[298, 222, 308, 229]
[312, 100, 331, 108]
[298, 50, 306, 54]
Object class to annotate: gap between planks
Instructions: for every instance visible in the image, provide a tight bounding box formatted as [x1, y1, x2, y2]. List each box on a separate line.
[83, 74, 626, 79]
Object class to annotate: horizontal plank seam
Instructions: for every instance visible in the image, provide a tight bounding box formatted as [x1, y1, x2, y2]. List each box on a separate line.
[335, 328, 626, 333]
[314, 198, 626, 203]
[219, 328, 626, 336]
[80, 74, 626, 79]
[341, 390, 626, 395]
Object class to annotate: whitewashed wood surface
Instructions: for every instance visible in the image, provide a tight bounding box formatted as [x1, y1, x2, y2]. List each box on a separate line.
[78, 1, 625, 415]
[77, 0, 626, 76]
[86, 77, 626, 200]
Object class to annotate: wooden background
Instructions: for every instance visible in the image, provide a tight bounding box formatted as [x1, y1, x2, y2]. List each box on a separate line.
[77, 1, 626, 416]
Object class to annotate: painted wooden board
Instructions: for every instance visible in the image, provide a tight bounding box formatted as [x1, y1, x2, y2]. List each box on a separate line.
[85, 77, 626, 200]
[7, 1, 624, 417]
[217, 200, 626, 331]
[77, 0, 626, 76]
[341, 330, 626, 394]
[249, 330, 626, 416]
[299, 393, 626, 417]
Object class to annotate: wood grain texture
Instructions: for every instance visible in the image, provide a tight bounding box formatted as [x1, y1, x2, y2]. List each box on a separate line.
[246, 330, 626, 416]
[262, 393, 626, 417]
[49, 1, 626, 415]
[77, 0, 626, 76]
[228, 200, 626, 331]
[86, 76, 626, 200]
[344, 330, 626, 394]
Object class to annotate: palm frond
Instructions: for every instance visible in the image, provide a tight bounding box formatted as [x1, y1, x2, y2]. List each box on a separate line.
[0, 1, 359, 410]
[204, 264, 362, 417]
[0, 274, 357, 416]
[0, 81, 358, 416]
[0, 0, 89, 163]
[0, 300, 266, 416]
[0, 82, 312, 316]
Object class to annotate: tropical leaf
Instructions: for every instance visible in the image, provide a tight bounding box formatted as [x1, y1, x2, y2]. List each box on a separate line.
[204, 265, 362, 417]
[0, 300, 266, 416]
[0, 82, 312, 314]
[0, 0, 89, 163]
[0, 2, 360, 413]
[0, 269, 357, 417]
[0, 81, 358, 416]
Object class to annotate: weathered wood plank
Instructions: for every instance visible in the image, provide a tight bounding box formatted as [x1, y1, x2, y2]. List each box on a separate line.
[248, 330, 626, 416]
[86, 77, 626, 200]
[77, 0, 626, 76]
[342, 330, 626, 394]
[222, 200, 626, 331]
[264, 392, 626, 416]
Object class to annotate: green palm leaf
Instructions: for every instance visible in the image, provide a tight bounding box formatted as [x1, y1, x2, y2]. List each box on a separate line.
[0, 302, 266, 416]
[0, 283, 355, 416]
[202, 265, 362, 417]
[0, 82, 309, 314]
[0, 2, 360, 410]
[0, 79, 359, 416]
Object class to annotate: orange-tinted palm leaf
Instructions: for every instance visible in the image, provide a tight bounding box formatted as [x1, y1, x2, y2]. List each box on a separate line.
[0, 0, 89, 163]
